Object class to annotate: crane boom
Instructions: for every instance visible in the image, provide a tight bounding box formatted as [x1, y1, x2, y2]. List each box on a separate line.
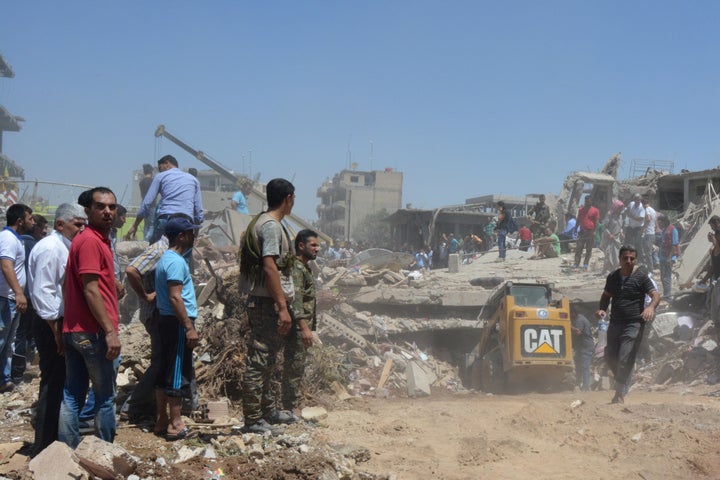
[153, 124, 333, 246]
[155, 125, 241, 186]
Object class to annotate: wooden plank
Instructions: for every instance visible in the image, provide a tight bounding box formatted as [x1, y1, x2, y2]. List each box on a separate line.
[196, 277, 217, 306]
[377, 358, 394, 389]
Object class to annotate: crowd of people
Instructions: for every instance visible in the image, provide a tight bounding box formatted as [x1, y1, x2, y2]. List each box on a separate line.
[0, 154, 321, 458]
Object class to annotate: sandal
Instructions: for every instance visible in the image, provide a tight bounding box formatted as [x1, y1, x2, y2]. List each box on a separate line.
[165, 427, 196, 441]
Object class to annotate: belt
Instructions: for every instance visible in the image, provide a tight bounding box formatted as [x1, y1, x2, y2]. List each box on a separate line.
[157, 214, 172, 220]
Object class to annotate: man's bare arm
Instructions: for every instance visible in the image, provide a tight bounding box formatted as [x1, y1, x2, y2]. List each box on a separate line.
[0, 258, 27, 313]
[262, 256, 291, 334]
[81, 273, 121, 359]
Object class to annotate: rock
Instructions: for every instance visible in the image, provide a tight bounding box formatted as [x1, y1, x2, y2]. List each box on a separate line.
[28, 441, 89, 480]
[203, 447, 217, 459]
[75, 436, 137, 479]
[174, 446, 203, 464]
[301, 406, 328, 422]
[406, 360, 432, 397]
[337, 276, 367, 286]
[226, 435, 246, 452]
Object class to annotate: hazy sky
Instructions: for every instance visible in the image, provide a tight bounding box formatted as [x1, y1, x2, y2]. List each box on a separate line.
[2, 1, 719, 220]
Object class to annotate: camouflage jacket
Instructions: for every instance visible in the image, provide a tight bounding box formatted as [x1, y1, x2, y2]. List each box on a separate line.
[290, 259, 317, 330]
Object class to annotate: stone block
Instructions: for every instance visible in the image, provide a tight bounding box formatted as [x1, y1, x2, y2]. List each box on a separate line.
[75, 436, 137, 479]
[206, 399, 230, 420]
[301, 406, 328, 422]
[406, 360, 432, 397]
[28, 441, 89, 480]
[448, 254, 461, 273]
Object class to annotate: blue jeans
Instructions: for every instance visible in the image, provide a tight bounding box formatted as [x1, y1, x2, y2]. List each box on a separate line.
[80, 355, 121, 423]
[58, 332, 116, 448]
[497, 230, 507, 259]
[150, 216, 169, 244]
[0, 297, 20, 385]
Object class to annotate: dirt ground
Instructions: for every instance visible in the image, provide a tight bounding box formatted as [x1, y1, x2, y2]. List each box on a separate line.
[318, 387, 720, 480]
[3, 382, 720, 479]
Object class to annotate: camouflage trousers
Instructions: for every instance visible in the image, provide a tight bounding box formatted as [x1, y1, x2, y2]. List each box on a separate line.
[242, 296, 285, 423]
[281, 323, 308, 411]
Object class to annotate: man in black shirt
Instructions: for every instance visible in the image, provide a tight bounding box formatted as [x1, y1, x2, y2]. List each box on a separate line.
[596, 245, 659, 404]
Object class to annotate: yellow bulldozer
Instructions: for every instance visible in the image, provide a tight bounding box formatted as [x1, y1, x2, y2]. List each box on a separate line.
[465, 281, 574, 393]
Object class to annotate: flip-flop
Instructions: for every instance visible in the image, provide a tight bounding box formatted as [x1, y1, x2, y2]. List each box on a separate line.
[153, 428, 167, 437]
[165, 427, 196, 441]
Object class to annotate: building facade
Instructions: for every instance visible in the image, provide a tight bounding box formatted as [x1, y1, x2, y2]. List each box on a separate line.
[316, 168, 402, 242]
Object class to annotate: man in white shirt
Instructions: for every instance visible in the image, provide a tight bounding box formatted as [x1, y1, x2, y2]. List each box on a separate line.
[624, 193, 645, 251]
[641, 196, 657, 272]
[0, 203, 35, 393]
[27, 203, 86, 457]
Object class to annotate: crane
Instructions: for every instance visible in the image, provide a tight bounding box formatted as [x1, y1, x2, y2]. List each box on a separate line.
[154, 124, 332, 245]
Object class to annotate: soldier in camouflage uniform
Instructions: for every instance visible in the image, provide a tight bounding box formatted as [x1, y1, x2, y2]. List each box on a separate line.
[239, 178, 297, 435]
[530, 194, 551, 237]
[282, 229, 319, 412]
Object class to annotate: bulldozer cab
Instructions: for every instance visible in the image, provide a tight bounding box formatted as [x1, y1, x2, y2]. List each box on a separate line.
[466, 281, 573, 393]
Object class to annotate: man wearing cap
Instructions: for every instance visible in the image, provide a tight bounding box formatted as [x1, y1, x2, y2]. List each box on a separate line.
[154, 217, 200, 440]
[239, 178, 296, 435]
[126, 155, 204, 243]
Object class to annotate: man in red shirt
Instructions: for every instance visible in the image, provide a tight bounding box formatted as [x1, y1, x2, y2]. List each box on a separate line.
[574, 196, 600, 270]
[58, 187, 120, 448]
[517, 225, 532, 252]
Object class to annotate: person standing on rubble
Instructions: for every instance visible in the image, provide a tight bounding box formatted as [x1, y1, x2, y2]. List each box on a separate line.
[601, 200, 624, 274]
[596, 245, 659, 404]
[154, 217, 201, 441]
[570, 304, 594, 391]
[126, 155, 204, 243]
[27, 203, 86, 457]
[281, 228, 320, 419]
[239, 178, 297, 435]
[573, 196, 600, 270]
[0, 203, 35, 394]
[230, 180, 254, 214]
[640, 196, 657, 272]
[657, 215, 679, 301]
[702, 230, 720, 343]
[624, 193, 645, 251]
[138, 163, 156, 241]
[58, 187, 120, 448]
[530, 194, 551, 237]
[12, 213, 48, 385]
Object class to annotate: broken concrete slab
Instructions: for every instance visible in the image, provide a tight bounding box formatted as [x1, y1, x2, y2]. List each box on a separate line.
[406, 360, 432, 397]
[676, 203, 720, 287]
[28, 441, 89, 480]
[301, 406, 328, 422]
[0, 442, 26, 476]
[75, 436, 137, 480]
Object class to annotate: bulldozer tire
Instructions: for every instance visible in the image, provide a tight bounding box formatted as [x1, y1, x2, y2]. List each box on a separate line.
[480, 349, 505, 394]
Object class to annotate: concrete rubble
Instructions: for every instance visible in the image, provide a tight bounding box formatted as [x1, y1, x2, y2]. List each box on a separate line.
[4, 162, 720, 478]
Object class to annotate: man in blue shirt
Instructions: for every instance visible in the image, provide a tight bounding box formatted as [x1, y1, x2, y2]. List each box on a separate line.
[230, 181, 254, 214]
[154, 217, 200, 440]
[126, 155, 204, 243]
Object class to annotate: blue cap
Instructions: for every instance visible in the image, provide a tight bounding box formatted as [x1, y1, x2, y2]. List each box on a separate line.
[164, 217, 202, 236]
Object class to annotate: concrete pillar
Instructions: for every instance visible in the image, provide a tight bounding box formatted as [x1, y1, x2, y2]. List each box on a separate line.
[448, 253, 461, 273]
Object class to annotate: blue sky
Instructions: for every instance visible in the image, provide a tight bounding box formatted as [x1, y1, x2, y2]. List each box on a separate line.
[2, 1, 719, 220]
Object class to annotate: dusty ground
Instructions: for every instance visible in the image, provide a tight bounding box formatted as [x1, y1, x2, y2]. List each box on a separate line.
[3, 381, 720, 479]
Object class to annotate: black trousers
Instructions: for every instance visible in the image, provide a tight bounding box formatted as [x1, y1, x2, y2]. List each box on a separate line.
[605, 320, 645, 396]
[30, 315, 65, 457]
